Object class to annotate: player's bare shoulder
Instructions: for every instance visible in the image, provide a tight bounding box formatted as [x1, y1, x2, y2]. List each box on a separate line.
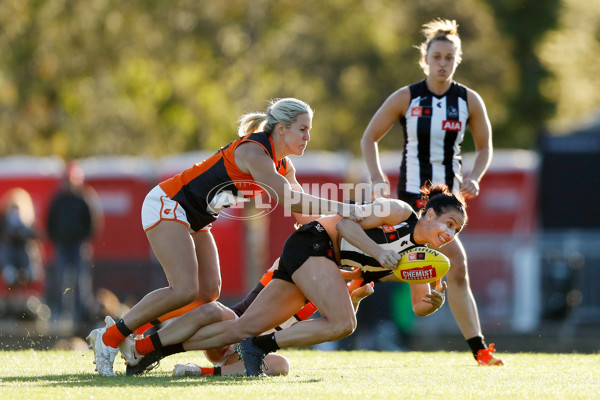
[234, 139, 273, 174]
[386, 86, 412, 116]
[465, 86, 486, 112]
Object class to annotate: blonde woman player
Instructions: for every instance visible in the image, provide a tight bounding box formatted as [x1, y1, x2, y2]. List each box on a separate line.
[87, 98, 364, 376]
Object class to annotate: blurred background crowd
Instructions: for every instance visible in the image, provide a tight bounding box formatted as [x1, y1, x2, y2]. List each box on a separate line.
[0, 0, 598, 352]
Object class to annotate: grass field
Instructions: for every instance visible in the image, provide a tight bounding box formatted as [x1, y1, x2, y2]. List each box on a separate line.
[1, 349, 599, 399]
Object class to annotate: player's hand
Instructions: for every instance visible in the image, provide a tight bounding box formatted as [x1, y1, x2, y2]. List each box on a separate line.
[422, 280, 447, 310]
[339, 203, 365, 222]
[371, 179, 391, 200]
[350, 281, 374, 302]
[460, 178, 480, 199]
[377, 249, 402, 269]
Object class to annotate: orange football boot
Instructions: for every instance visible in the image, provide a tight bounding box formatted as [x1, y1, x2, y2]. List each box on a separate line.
[476, 343, 504, 366]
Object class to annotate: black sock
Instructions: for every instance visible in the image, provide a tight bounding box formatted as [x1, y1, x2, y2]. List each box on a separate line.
[149, 332, 164, 351]
[162, 343, 185, 357]
[251, 333, 280, 354]
[214, 366, 221, 376]
[466, 336, 487, 359]
[116, 319, 133, 337]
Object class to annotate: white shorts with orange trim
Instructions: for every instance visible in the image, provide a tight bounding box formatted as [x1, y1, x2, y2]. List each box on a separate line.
[141, 185, 211, 233]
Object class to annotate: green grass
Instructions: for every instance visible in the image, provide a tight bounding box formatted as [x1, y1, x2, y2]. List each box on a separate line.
[1, 349, 599, 399]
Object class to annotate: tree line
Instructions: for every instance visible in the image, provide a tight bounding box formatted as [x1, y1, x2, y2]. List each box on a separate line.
[0, 0, 597, 159]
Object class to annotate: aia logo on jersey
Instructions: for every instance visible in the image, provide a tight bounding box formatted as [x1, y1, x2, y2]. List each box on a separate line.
[442, 120, 462, 131]
[408, 252, 426, 261]
[411, 106, 432, 117]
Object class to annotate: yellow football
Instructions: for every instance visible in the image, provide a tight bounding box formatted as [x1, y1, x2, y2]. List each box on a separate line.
[393, 246, 450, 284]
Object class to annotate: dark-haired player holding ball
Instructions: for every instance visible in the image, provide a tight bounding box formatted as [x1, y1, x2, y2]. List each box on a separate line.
[120, 184, 465, 376]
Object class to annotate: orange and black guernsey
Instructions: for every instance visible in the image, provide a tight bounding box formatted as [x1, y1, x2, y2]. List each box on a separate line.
[159, 132, 289, 231]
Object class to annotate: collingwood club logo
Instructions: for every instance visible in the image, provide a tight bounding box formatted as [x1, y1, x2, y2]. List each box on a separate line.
[448, 105, 459, 118]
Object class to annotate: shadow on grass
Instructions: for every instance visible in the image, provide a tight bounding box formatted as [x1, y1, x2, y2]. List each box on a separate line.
[0, 373, 322, 387]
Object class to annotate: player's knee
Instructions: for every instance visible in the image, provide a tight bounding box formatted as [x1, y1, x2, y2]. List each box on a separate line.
[205, 302, 236, 321]
[197, 280, 221, 303]
[329, 316, 356, 341]
[264, 355, 290, 376]
[192, 301, 227, 321]
[219, 304, 237, 321]
[171, 284, 199, 306]
[196, 290, 219, 303]
[347, 315, 358, 336]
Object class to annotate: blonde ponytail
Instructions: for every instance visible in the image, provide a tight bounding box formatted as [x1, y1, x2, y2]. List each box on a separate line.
[237, 98, 313, 137]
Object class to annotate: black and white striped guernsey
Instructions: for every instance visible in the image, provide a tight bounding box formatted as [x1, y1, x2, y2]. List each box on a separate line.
[340, 212, 419, 273]
[398, 80, 469, 194]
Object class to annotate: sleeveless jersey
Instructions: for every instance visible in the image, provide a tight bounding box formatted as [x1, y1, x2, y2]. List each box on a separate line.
[339, 212, 419, 277]
[159, 132, 289, 231]
[398, 80, 469, 194]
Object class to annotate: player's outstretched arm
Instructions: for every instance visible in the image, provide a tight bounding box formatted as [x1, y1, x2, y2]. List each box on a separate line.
[410, 280, 447, 316]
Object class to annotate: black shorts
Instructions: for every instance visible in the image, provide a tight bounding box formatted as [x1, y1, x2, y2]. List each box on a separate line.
[274, 221, 336, 284]
[397, 191, 422, 212]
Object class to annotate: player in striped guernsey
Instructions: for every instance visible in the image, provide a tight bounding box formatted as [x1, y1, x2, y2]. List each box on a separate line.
[119, 184, 462, 376]
[339, 214, 418, 274]
[361, 18, 502, 366]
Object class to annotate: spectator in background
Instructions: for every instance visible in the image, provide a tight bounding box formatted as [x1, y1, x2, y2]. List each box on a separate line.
[0, 187, 43, 286]
[46, 160, 102, 327]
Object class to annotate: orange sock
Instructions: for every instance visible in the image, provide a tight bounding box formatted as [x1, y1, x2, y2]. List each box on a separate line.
[156, 300, 206, 323]
[102, 325, 126, 348]
[135, 322, 155, 336]
[260, 271, 274, 286]
[201, 367, 215, 376]
[296, 301, 317, 321]
[135, 336, 156, 356]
